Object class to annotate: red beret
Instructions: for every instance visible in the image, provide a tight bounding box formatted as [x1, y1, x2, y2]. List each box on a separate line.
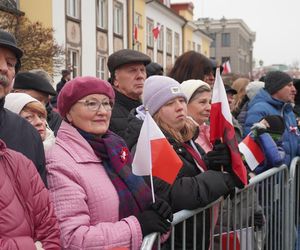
[57, 76, 115, 118]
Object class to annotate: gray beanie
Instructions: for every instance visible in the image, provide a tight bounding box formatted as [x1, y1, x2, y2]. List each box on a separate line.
[143, 75, 187, 115]
[264, 71, 293, 95]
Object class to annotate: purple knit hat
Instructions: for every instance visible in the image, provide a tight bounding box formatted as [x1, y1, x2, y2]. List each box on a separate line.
[142, 75, 187, 115]
[58, 76, 115, 118]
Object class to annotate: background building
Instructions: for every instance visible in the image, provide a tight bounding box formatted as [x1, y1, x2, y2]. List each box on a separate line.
[196, 17, 256, 76]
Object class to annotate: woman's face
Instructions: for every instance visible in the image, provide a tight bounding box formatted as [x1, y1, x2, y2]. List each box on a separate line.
[157, 97, 187, 131]
[203, 71, 215, 86]
[20, 108, 47, 141]
[187, 91, 211, 125]
[66, 94, 112, 135]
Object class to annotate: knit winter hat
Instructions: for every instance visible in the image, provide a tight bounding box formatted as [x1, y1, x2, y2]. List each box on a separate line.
[180, 79, 210, 103]
[262, 115, 285, 135]
[4, 93, 40, 114]
[143, 75, 187, 115]
[246, 81, 265, 100]
[264, 71, 293, 95]
[57, 76, 115, 118]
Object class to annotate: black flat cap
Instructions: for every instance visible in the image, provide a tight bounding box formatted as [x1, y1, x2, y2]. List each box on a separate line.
[14, 72, 57, 96]
[0, 29, 23, 72]
[107, 49, 151, 73]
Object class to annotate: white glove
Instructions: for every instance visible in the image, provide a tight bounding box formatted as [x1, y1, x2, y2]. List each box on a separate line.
[35, 241, 45, 250]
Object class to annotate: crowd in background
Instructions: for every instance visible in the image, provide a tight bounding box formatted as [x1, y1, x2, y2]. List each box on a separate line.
[0, 28, 300, 250]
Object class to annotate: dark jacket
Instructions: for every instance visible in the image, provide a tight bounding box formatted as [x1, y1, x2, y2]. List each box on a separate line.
[109, 90, 141, 139]
[244, 89, 300, 166]
[124, 108, 143, 150]
[129, 111, 236, 249]
[46, 103, 62, 135]
[0, 98, 47, 185]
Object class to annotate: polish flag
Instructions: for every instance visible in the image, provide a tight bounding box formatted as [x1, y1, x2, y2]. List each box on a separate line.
[222, 61, 232, 74]
[238, 135, 265, 171]
[152, 25, 161, 40]
[132, 112, 183, 185]
[133, 24, 138, 42]
[210, 69, 248, 187]
[220, 227, 253, 250]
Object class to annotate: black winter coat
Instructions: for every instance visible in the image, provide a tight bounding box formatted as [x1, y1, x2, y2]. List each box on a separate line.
[128, 110, 236, 249]
[0, 99, 47, 185]
[109, 90, 141, 139]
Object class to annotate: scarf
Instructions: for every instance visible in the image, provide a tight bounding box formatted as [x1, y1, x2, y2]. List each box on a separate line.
[78, 128, 152, 219]
[182, 142, 208, 172]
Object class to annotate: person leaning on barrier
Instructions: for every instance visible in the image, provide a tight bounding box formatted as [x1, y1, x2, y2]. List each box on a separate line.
[130, 75, 240, 249]
[46, 76, 172, 249]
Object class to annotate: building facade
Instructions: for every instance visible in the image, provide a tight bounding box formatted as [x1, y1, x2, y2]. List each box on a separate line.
[196, 18, 256, 75]
[11, 0, 213, 82]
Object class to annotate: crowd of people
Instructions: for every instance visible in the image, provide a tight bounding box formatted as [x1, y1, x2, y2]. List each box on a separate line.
[0, 28, 300, 250]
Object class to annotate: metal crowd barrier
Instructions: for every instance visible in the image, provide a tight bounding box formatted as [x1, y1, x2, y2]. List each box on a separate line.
[289, 157, 300, 250]
[141, 164, 292, 250]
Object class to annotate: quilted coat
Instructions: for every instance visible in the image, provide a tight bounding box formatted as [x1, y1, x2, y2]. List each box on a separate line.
[46, 121, 143, 250]
[0, 139, 60, 250]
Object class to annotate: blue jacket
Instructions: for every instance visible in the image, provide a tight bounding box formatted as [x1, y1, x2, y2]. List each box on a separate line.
[244, 89, 300, 166]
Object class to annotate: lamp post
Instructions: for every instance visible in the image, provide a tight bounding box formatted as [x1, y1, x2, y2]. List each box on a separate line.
[204, 17, 227, 64]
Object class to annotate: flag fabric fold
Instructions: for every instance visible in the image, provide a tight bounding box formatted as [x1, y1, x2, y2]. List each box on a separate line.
[210, 69, 248, 186]
[222, 61, 232, 74]
[132, 112, 183, 185]
[238, 135, 265, 171]
[152, 25, 161, 40]
[133, 24, 138, 42]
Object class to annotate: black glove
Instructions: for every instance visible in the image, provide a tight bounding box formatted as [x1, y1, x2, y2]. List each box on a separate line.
[151, 198, 173, 222]
[249, 210, 265, 230]
[206, 140, 231, 172]
[136, 209, 171, 237]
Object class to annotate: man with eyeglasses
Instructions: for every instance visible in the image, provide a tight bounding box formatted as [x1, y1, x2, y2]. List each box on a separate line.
[0, 29, 47, 185]
[107, 49, 151, 138]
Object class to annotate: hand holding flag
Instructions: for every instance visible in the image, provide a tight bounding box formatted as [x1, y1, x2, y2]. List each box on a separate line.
[209, 69, 248, 187]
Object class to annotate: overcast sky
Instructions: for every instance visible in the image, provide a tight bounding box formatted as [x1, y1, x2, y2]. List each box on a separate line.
[171, 0, 300, 67]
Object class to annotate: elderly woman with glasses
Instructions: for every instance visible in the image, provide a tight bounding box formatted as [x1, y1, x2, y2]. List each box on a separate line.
[46, 76, 172, 250]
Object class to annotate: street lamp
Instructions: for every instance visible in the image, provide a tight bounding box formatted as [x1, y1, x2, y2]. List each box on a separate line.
[203, 17, 227, 64]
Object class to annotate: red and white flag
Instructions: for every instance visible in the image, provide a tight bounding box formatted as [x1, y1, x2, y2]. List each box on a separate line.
[238, 135, 265, 171]
[222, 61, 232, 74]
[210, 69, 248, 187]
[132, 112, 183, 186]
[133, 24, 138, 42]
[152, 25, 161, 40]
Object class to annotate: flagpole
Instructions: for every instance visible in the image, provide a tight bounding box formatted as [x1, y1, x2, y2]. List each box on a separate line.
[145, 109, 156, 203]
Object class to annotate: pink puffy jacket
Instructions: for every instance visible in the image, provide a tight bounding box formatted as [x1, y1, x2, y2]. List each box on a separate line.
[46, 121, 143, 250]
[0, 140, 60, 250]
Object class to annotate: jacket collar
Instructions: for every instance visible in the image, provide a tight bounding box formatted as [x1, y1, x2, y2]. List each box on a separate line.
[56, 121, 101, 164]
[114, 90, 141, 111]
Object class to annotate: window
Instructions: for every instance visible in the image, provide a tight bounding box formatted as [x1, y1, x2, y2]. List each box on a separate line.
[67, 49, 80, 78]
[210, 33, 216, 48]
[157, 24, 163, 51]
[97, 55, 106, 79]
[174, 32, 179, 57]
[192, 42, 196, 51]
[67, 0, 80, 19]
[197, 44, 201, 53]
[166, 28, 172, 54]
[221, 33, 231, 47]
[135, 12, 142, 28]
[96, 0, 107, 29]
[113, 2, 123, 35]
[146, 18, 154, 47]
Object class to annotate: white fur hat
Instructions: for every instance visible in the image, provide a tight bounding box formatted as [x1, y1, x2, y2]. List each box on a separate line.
[246, 81, 265, 100]
[4, 93, 39, 114]
[180, 79, 211, 102]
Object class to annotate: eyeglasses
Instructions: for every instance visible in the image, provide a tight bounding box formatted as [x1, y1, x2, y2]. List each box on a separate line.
[77, 99, 113, 112]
